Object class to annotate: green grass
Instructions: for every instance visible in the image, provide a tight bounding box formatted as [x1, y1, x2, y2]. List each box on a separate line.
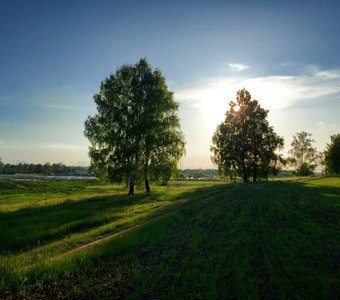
[0, 177, 339, 299]
[0, 179, 120, 212]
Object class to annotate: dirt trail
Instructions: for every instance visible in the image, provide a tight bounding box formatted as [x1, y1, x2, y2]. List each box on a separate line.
[57, 203, 180, 258]
[64, 222, 144, 256]
[54, 188, 226, 259]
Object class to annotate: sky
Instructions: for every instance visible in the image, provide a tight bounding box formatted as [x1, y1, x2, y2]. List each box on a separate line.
[0, 0, 340, 168]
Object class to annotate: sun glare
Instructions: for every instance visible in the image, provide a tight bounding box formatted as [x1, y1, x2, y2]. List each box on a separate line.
[176, 72, 331, 135]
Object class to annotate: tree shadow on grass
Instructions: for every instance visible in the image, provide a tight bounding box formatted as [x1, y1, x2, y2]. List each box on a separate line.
[1, 178, 339, 257]
[27, 177, 339, 299]
[0, 183, 228, 254]
[1, 178, 340, 299]
[0, 192, 162, 253]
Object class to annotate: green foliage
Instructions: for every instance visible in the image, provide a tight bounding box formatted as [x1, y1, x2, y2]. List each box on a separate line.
[294, 162, 315, 176]
[288, 131, 321, 176]
[324, 134, 340, 174]
[211, 89, 284, 182]
[84, 58, 185, 194]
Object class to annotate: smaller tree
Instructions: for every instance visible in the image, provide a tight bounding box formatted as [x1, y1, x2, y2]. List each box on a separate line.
[323, 134, 340, 174]
[288, 131, 321, 176]
[0, 157, 3, 173]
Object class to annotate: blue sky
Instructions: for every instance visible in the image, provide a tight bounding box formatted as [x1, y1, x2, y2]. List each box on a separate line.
[1, 0, 340, 167]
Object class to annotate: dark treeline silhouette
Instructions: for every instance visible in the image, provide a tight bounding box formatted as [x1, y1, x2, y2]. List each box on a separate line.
[0, 162, 90, 176]
[181, 169, 218, 179]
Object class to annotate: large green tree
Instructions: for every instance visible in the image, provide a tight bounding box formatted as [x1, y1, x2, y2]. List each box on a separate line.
[323, 134, 340, 174]
[84, 58, 185, 194]
[211, 89, 284, 182]
[288, 131, 321, 176]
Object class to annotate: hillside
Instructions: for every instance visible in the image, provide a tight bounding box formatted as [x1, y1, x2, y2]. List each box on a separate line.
[1, 177, 339, 299]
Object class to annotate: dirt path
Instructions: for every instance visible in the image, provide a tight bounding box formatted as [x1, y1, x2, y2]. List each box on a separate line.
[53, 188, 226, 259]
[56, 203, 181, 259]
[63, 222, 144, 256]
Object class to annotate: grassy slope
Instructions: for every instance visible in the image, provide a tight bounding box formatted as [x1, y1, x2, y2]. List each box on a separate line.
[0, 179, 218, 296]
[1, 177, 339, 299]
[0, 180, 118, 212]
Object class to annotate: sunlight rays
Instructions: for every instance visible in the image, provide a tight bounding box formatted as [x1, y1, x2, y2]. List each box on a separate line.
[175, 67, 340, 128]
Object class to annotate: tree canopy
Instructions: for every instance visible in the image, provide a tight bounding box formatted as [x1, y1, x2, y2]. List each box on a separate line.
[288, 131, 321, 176]
[211, 89, 284, 182]
[323, 134, 340, 174]
[84, 58, 185, 194]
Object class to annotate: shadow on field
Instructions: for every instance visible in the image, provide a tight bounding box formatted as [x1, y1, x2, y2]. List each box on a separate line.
[1, 178, 340, 299]
[0, 193, 154, 252]
[28, 177, 340, 299]
[1, 179, 339, 254]
[0, 183, 227, 253]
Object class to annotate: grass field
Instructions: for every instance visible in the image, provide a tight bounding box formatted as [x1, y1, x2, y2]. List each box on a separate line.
[0, 177, 339, 299]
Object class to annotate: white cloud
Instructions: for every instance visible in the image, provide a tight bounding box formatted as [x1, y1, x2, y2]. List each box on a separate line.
[0, 140, 4, 145]
[316, 121, 325, 128]
[46, 143, 87, 150]
[40, 103, 76, 110]
[315, 121, 338, 130]
[175, 67, 340, 127]
[31, 84, 94, 111]
[174, 66, 340, 167]
[173, 66, 340, 168]
[227, 63, 250, 72]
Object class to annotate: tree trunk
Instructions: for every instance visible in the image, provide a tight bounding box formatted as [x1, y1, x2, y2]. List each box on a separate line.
[242, 161, 249, 182]
[128, 175, 134, 195]
[252, 157, 257, 182]
[144, 160, 150, 193]
[145, 177, 150, 193]
[243, 173, 249, 182]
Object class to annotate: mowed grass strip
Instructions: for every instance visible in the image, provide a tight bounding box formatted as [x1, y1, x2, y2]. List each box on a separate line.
[1, 178, 340, 299]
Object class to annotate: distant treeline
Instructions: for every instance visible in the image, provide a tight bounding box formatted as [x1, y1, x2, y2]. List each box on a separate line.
[0, 162, 90, 176]
[0, 161, 296, 179]
[181, 169, 219, 179]
[180, 168, 293, 179]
